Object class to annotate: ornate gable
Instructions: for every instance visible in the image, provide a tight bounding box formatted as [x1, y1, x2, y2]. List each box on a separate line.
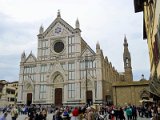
[81, 39, 95, 57]
[25, 52, 37, 63]
[23, 79, 33, 91]
[81, 47, 95, 57]
[42, 14, 75, 38]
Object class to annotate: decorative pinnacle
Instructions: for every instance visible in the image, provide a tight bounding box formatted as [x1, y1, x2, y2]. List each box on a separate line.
[57, 9, 61, 18]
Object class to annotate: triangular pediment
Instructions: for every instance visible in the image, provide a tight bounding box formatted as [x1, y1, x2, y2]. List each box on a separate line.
[81, 47, 96, 57]
[81, 39, 95, 57]
[49, 60, 67, 77]
[43, 18, 75, 37]
[25, 53, 37, 63]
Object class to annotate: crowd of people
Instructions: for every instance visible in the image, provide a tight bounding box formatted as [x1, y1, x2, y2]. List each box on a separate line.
[0, 102, 160, 120]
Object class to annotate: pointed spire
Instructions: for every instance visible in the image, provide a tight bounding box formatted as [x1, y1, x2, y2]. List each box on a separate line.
[21, 51, 26, 58]
[39, 25, 44, 34]
[21, 51, 26, 62]
[123, 35, 133, 82]
[96, 41, 100, 49]
[75, 18, 80, 29]
[105, 56, 108, 63]
[124, 35, 128, 47]
[57, 9, 61, 18]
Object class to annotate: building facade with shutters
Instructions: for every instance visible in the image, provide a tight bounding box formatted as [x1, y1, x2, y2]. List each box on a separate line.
[134, 0, 160, 100]
[17, 11, 134, 106]
[0, 80, 18, 107]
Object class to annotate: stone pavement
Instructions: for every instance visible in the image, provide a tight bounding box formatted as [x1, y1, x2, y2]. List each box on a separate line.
[0, 113, 151, 120]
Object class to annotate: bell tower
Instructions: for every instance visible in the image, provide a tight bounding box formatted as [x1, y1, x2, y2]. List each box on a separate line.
[123, 36, 133, 82]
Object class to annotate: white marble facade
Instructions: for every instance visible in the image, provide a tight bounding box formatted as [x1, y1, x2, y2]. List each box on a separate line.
[17, 11, 120, 106]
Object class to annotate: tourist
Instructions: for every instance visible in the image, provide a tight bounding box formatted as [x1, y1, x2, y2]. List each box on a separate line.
[87, 107, 94, 120]
[71, 107, 79, 120]
[0, 112, 8, 120]
[118, 107, 125, 120]
[53, 108, 62, 120]
[11, 106, 18, 120]
[126, 106, 132, 120]
[28, 105, 36, 120]
[132, 105, 137, 120]
[157, 104, 160, 120]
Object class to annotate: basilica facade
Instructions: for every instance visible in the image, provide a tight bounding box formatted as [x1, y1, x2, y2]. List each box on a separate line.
[17, 11, 133, 106]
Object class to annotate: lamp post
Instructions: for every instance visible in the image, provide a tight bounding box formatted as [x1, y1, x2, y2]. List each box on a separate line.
[85, 56, 88, 105]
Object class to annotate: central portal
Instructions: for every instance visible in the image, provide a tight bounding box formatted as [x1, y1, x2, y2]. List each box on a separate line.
[86, 90, 93, 105]
[55, 88, 62, 106]
[27, 93, 32, 106]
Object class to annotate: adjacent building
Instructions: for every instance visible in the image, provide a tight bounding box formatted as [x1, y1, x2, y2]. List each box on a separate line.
[112, 78, 149, 106]
[0, 80, 18, 107]
[134, 0, 160, 101]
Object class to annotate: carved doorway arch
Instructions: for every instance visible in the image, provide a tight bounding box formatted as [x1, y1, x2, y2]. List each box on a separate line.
[52, 72, 64, 106]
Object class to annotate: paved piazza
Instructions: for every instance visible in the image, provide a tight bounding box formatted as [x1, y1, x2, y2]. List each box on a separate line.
[0, 113, 151, 120]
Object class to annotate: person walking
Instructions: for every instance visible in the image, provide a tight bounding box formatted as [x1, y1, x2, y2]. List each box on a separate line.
[119, 107, 125, 120]
[87, 107, 94, 120]
[71, 107, 79, 120]
[11, 106, 18, 120]
[132, 105, 137, 120]
[126, 106, 132, 120]
[0, 112, 8, 120]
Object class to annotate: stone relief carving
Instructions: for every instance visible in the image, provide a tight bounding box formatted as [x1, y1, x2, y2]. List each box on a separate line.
[53, 73, 64, 83]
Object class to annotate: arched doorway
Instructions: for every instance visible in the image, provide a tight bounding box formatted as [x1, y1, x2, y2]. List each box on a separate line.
[52, 72, 64, 106]
[86, 90, 93, 105]
[27, 93, 32, 106]
[55, 88, 62, 106]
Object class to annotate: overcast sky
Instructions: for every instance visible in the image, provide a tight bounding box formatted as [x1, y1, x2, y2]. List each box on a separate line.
[0, 0, 150, 81]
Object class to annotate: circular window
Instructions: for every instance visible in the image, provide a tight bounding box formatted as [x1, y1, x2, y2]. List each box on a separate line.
[53, 41, 64, 53]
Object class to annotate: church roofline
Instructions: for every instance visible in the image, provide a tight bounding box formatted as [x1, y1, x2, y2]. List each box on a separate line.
[81, 38, 96, 56]
[24, 52, 37, 63]
[41, 16, 75, 37]
[112, 81, 149, 87]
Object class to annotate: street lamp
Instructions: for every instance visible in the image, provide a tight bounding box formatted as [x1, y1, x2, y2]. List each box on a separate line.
[85, 56, 88, 105]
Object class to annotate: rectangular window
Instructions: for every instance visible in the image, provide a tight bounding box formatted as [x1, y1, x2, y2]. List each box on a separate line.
[69, 71, 75, 80]
[23, 75, 34, 81]
[68, 36, 75, 57]
[68, 62, 75, 80]
[80, 61, 85, 69]
[68, 83, 75, 98]
[68, 63, 75, 70]
[68, 36, 75, 44]
[41, 64, 47, 73]
[68, 45, 75, 54]
[68, 46, 72, 53]
[10, 98, 15, 102]
[40, 85, 46, 99]
[41, 40, 48, 48]
[40, 74, 45, 82]
[24, 66, 35, 74]
[40, 40, 48, 57]
[80, 70, 86, 79]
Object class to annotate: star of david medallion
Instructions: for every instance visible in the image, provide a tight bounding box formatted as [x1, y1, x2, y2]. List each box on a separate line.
[55, 27, 61, 34]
